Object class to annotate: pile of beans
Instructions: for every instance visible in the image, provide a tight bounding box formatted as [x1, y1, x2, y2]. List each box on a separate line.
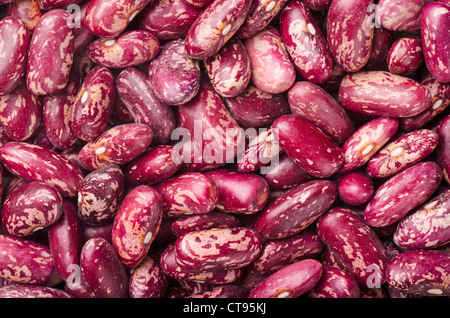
[0, 0, 449, 299]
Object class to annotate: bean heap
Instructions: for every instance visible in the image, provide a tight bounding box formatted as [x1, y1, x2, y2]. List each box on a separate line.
[0, 0, 448, 299]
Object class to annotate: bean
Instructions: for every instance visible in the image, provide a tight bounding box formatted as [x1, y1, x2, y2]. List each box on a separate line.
[171, 211, 241, 237]
[437, 115, 450, 183]
[129, 253, 168, 298]
[337, 171, 374, 206]
[307, 265, 360, 298]
[7, 0, 42, 32]
[0, 285, 72, 298]
[387, 37, 423, 75]
[378, 0, 426, 32]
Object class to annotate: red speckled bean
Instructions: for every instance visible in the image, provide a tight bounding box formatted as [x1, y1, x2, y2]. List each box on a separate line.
[365, 27, 393, 71]
[0, 17, 30, 95]
[72, 66, 116, 142]
[0, 285, 72, 298]
[139, 0, 202, 40]
[26, 9, 74, 95]
[338, 71, 431, 118]
[0, 82, 41, 141]
[421, 2, 450, 83]
[188, 285, 247, 298]
[393, 188, 450, 250]
[174, 227, 262, 273]
[204, 169, 270, 214]
[116, 68, 176, 145]
[366, 129, 439, 179]
[183, 0, 212, 7]
[387, 37, 423, 75]
[337, 171, 374, 206]
[7, 0, 42, 31]
[86, 30, 159, 69]
[303, 0, 332, 10]
[112, 185, 163, 268]
[378, 0, 426, 32]
[326, 0, 373, 73]
[80, 237, 128, 298]
[437, 115, 450, 183]
[124, 145, 182, 185]
[386, 250, 450, 296]
[339, 117, 399, 174]
[364, 161, 443, 228]
[48, 200, 83, 281]
[247, 227, 324, 275]
[317, 207, 390, 287]
[155, 172, 219, 217]
[148, 39, 200, 105]
[0, 234, 54, 284]
[249, 259, 323, 298]
[308, 264, 360, 298]
[38, 0, 82, 9]
[244, 26, 295, 94]
[85, 0, 151, 38]
[77, 164, 125, 226]
[273, 114, 344, 178]
[43, 71, 81, 149]
[255, 180, 337, 239]
[171, 211, 241, 237]
[2, 182, 63, 237]
[0, 141, 84, 197]
[280, 0, 333, 83]
[205, 38, 251, 98]
[184, 0, 252, 60]
[129, 253, 168, 298]
[288, 81, 354, 144]
[224, 85, 290, 128]
[77, 123, 153, 171]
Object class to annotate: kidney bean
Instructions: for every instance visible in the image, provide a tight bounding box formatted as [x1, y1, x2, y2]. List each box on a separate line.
[400, 74, 450, 131]
[205, 38, 251, 98]
[262, 153, 312, 191]
[247, 227, 324, 276]
[160, 244, 243, 285]
[204, 169, 270, 214]
[81, 222, 113, 245]
[71, 0, 92, 53]
[0, 234, 54, 284]
[188, 285, 247, 298]
[171, 211, 241, 237]
[148, 39, 201, 105]
[303, 0, 332, 10]
[394, 188, 450, 250]
[80, 237, 128, 298]
[386, 250, 450, 296]
[72, 66, 116, 142]
[337, 171, 374, 206]
[77, 123, 154, 171]
[139, 0, 202, 40]
[129, 253, 168, 298]
[0, 82, 41, 141]
[421, 2, 450, 83]
[280, 0, 333, 83]
[7, 0, 42, 31]
[249, 259, 323, 298]
[48, 200, 83, 281]
[308, 264, 360, 298]
[378, 0, 426, 32]
[244, 26, 295, 94]
[38, 0, 82, 9]
[365, 27, 393, 71]
[174, 227, 262, 273]
[272, 114, 344, 178]
[339, 71, 431, 118]
[26, 9, 74, 96]
[339, 117, 399, 174]
[77, 164, 125, 226]
[0, 285, 72, 298]
[184, 0, 252, 60]
[366, 129, 439, 178]
[437, 115, 450, 183]
[224, 85, 291, 128]
[364, 161, 443, 227]
[116, 68, 176, 145]
[317, 207, 390, 287]
[255, 180, 337, 239]
[288, 81, 354, 144]
[124, 145, 182, 185]
[155, 172, 219, 217]
[0, 17, 30, 95]
[0, 141, 84, 197]
[86, 30, 159, 69]
[387, 37, 423, 75]
[326, 0, 373, 73]
[2, 182, 63, 237]
[85, 0, 151, 38]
